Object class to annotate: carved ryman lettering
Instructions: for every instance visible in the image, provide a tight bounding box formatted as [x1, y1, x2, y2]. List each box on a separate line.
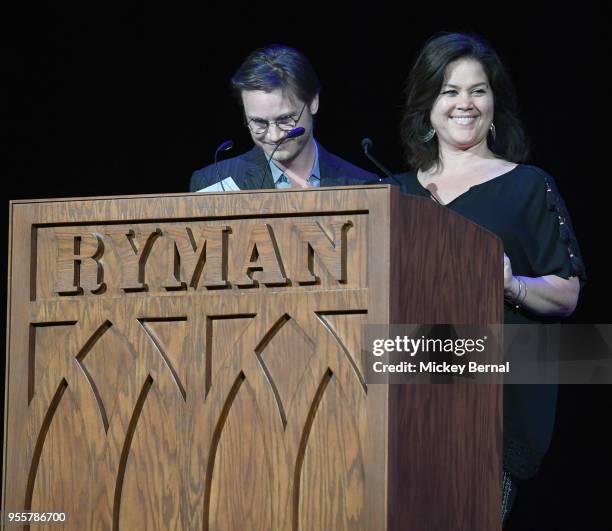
[54, 232, 106, 295]
[108, 228, 161, 292]
[163, 225, 229, 290]
[293, 220, 353, 284]
[234, 224, 288, 287]
[50, 217, 357, 297]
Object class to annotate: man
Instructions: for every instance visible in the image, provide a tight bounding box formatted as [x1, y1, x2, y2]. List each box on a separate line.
[189, 45, 377, 192]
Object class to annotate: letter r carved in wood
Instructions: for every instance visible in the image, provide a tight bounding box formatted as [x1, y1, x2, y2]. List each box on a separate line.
[54, 232, 106, 295]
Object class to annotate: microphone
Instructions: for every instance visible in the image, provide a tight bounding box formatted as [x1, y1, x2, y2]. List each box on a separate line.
[361, 137, 402, 186]
[214, 139, 234, 190]
[285, 126, 305, 139]
[258, 127, 306, 189]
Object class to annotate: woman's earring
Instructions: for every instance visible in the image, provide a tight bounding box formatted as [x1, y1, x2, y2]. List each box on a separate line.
[489, 122, 496, 142]
[422, 128, 436, 143]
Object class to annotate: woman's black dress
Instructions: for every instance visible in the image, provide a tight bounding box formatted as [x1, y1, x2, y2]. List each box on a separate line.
[397, 164, 587, 479]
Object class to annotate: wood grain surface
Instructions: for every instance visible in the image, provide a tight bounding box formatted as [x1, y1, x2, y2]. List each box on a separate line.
[3, 186, 502, 530]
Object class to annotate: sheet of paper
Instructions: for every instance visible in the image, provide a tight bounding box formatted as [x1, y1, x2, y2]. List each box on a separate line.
[197, 177, 240, 192]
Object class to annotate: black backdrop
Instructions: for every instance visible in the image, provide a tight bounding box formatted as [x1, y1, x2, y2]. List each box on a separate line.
[2, 3, 610, 529]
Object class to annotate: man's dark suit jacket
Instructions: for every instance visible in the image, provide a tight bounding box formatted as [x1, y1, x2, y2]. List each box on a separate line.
[189, 143, 378, 192]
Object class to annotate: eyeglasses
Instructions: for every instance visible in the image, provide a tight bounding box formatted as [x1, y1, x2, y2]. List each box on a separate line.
[245, 102, 307, 135]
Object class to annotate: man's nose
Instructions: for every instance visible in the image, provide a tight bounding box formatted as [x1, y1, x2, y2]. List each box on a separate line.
[266, 124, 287, 143]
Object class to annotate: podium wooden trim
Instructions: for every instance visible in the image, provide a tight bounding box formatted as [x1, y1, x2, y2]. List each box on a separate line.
[3, 185, 502, 530]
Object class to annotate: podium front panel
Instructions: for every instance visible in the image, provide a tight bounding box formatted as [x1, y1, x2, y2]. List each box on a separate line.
[4, 187, 389, 531]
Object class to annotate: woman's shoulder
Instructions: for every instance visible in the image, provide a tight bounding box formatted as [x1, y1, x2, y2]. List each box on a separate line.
[507, 164, 557, 187]
[488, 164, 562, 202]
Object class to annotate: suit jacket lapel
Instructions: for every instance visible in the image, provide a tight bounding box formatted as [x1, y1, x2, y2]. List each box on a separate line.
[241, 146, 275, 190]
[317, 143, 340, 187]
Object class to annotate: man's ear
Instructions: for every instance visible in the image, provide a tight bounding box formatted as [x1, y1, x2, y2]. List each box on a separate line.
[309, 93, 319, 115]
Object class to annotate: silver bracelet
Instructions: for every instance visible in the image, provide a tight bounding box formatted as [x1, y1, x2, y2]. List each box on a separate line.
[515, 278, 522, 308]
[518, 278, 528, 306]
[505, 277, 526, 309]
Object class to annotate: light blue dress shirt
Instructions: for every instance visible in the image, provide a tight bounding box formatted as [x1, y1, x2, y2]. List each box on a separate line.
[269, 141, 321, 189]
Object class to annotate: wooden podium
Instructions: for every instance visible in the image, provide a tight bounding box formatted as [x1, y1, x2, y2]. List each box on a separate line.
[3, 185, 502, 530]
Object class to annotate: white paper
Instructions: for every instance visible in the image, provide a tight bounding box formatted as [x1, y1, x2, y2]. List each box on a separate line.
[197, 177, 240, 192]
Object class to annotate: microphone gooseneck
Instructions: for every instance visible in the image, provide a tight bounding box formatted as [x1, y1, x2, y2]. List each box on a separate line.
[361, 137, 402, 186]
[214, 139, 235, 190]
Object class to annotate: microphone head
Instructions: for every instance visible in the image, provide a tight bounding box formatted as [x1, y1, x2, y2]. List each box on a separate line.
[217, 139, 234, 152]
[286, 127, 306, 139]
[361, 137, 373, 151]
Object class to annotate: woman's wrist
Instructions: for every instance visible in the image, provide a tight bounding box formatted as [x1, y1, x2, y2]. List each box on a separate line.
[505, 276, 527, 308]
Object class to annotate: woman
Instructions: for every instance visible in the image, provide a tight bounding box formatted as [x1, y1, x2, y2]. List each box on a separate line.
[397, 32, 586, 526]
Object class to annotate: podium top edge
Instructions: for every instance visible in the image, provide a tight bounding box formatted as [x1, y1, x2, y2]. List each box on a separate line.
[9, 184, 395, 206]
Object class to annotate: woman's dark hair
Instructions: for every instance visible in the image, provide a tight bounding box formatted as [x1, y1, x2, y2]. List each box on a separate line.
[231, 44, 320, 105]
[400, 32, 529, 171]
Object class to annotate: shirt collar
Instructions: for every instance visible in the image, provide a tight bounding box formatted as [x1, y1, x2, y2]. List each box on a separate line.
[269, 140, 320, 186]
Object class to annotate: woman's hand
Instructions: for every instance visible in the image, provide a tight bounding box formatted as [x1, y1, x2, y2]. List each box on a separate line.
[503, 253, 520, 299]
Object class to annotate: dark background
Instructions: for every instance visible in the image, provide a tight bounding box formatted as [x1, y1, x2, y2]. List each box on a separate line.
[1, 3, 610, 529]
